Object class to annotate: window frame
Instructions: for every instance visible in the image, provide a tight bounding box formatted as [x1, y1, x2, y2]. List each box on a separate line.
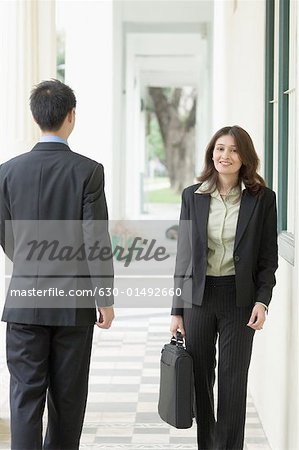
[265, 0, 294, 265]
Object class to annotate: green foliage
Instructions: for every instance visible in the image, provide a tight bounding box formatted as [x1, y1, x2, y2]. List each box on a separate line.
[162, 87, 173, 101]
[145, 187, 181, 204]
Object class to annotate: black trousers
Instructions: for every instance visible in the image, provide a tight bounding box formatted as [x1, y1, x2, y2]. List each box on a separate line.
[6, 323, 94, 450]
[183, 275, 255, 450]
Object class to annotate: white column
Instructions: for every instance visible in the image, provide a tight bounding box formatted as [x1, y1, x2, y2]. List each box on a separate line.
[211, 0, 231, 130]
[0, 0, 56, 370]
[0, 0, 56, 161]
[112, 0, 124, 219]
[63, 0, 113, 209]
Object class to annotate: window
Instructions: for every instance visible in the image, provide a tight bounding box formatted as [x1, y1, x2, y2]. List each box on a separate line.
[264, 0, 275, 189]
[264, 0, 296, 264]
[277, 0, 289, 233]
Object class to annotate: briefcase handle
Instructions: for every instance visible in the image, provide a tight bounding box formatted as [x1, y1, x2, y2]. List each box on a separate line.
[170, 331, 184, 348]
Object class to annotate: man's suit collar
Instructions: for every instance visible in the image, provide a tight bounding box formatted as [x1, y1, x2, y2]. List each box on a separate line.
[31, 142, 71, 152]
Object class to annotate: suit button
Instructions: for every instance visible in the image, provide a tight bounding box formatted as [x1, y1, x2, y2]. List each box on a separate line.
[234, 255, 240, 262]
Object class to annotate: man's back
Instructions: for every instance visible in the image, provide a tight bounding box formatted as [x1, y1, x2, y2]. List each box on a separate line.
[1, 79, 115, 450]
[0, 141, 105, 220]
[0, 141, 111, 326]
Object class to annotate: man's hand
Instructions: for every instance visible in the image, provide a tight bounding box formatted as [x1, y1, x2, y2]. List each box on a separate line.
[96, 306, 115, 329]
[247, 304, 266, 331]
[170, 315, 185, 337]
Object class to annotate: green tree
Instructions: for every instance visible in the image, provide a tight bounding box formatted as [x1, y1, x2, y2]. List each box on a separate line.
[148, 87, 196, 193]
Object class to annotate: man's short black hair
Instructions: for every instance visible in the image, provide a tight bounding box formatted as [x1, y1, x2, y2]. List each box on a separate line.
[30, 79, 76, 131]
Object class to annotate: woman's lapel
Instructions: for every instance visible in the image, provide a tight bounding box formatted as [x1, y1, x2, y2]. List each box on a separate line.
[234, 190, 258, 251]
[193, 188, 258, 253]
[193, 192, 210, 252]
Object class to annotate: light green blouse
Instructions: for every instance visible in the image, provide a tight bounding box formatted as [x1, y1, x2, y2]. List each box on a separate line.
[195, 181, 241, 276]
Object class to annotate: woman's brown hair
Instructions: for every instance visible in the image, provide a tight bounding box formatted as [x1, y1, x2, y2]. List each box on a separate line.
[197, 125, 266, 195]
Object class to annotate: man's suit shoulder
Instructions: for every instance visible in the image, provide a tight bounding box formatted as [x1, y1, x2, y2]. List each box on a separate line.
[67, 150, 102, 168]
[64, 150, 103, 179]
[0, 147, 103, 176]
[0, 152, 32, 172]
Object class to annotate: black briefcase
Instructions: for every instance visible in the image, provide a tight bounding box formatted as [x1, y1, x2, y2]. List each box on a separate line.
[158, 331, 194, 429]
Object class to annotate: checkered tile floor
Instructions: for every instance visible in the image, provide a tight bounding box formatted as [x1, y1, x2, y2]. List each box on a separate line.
[0, 309, 271, 449]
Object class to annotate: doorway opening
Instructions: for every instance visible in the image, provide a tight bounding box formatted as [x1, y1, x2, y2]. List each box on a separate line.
[143, 86, 197, 218]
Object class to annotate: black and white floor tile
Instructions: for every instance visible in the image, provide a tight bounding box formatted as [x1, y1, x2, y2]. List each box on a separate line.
[0, 309, 271, 449]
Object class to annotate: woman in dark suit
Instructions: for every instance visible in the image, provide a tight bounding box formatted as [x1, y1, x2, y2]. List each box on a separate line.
[170, 125, 278, 450]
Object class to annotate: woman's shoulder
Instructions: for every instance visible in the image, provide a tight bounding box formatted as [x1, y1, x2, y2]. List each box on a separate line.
[250, 185, 276, 203]
[257, 185, 276, 196]
[182, 182, 202, 197]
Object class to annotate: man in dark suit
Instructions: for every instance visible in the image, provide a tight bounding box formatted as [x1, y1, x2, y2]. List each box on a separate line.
[0, 79, 114, 449]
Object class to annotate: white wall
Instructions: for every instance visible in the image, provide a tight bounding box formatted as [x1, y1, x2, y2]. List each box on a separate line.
[112, 0, 125, 219]
[212, 1, 298, 449]
[251, 258, 298, 450]
[60, 0, 114, 208]
[249, 0, 298, 447]
[121, 0, 212, 23]
[212, 0, 265, 168]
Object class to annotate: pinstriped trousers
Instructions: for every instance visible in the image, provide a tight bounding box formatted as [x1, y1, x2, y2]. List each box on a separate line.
[183, 275, 255, 450]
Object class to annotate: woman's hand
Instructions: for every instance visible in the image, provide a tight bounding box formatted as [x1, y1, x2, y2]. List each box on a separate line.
[247, 304, 266, 330]
[170, 315, 185, 337]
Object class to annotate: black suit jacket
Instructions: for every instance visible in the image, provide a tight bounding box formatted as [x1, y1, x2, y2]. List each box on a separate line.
[0, 142, 114, 326]
[171, 183, 278, 315]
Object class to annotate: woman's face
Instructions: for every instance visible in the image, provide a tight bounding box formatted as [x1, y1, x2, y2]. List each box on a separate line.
[212, 134, 242, 176]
